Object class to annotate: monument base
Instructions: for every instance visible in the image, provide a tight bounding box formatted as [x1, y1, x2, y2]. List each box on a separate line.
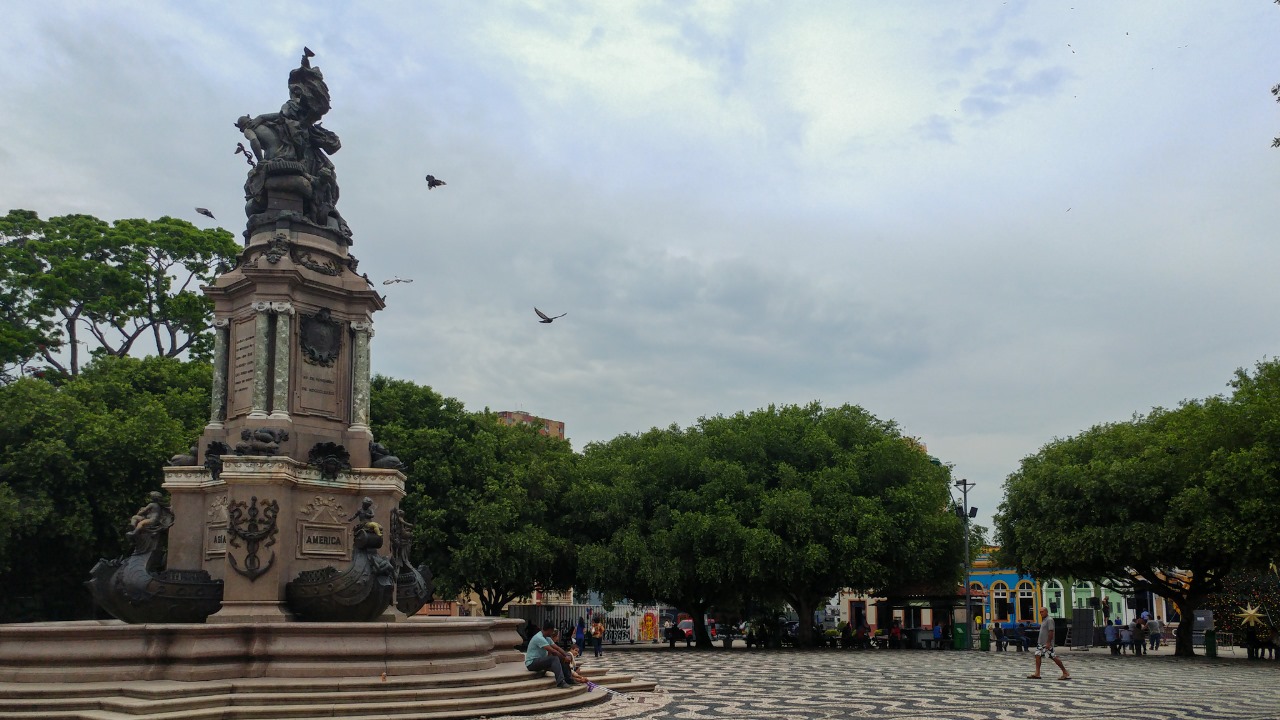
[0, 617, 514, 683]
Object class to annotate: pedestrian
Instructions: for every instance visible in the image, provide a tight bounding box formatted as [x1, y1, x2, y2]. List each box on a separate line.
[993, 623, 1006, 652]
[1027, 607, 1070, 680]
[1120, 623, 1133, 654]
[524, 625, 575, 688]
[889, 619, 902, 649]
[574, 617, 586, 655]
[591, 616, 606, 657]
[1104, 619, 1119, 655]
[1131, 616, 1147, 656]
[1010, 622, 1025, 652]
[1147, 615, 1163, 651]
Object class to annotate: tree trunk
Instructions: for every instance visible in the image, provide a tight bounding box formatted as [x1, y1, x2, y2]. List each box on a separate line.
[1173, 596, 1203, 658]
[793, 596, 819, 648]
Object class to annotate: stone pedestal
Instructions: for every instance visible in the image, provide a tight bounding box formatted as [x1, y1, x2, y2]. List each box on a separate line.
[163, 456, 405, 623]
[199, 216, 383, 470]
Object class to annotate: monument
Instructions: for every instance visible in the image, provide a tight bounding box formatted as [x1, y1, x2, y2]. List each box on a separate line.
[86, 46, 430, 626]
[0, 50, 645, 715]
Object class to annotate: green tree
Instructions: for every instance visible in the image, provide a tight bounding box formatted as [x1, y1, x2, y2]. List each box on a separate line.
[0, 356, 210, 620]
[370, 376, 579, 615]
[0, 210, 239, 377]
[575, 423, 746, 647]
[576, 403, 963, 648]
[995, 360, 1280, 657]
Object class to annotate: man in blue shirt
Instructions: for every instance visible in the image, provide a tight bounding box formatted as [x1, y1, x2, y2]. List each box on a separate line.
[525, 624, 575, 688]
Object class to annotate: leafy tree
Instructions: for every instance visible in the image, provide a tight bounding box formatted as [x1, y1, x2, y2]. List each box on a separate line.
[995, 359, 1280, 657]
[0, 210, 239, 377]
[0, 356, 211, 620]
[576, 402, 963, 648]
[370, 376, 579, 615]
[574, 423, 747, 647]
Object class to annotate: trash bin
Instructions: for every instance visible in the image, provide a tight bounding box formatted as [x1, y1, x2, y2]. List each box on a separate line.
[980, 626, 990, 652]
[1205, 629, 1217, 658]
[953, 624, 967, 650]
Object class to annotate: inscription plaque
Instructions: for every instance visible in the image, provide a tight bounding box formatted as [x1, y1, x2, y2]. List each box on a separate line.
[229, 317, 257, 417]
[297, 522, 349, 559]
[297, 362, 342, 418]
[205, 522, 228, 559]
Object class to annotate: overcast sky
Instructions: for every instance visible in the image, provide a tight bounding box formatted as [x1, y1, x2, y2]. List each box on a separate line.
[2, 1, 1277, 531]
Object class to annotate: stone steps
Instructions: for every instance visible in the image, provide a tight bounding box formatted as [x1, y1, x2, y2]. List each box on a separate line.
[0, 663, 647, 720]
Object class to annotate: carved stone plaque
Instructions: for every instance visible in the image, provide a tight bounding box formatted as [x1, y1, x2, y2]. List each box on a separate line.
[297, 363, 341, 417]
[297, 523, 349, 559]
[205, 523, 228, 559]
[229, 317, 257, 416]
[299, 309, 342, 367]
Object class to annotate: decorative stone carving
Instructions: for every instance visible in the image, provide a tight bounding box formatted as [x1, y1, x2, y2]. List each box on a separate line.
[227, 496, 280, 581]
[290, 247, 343, 275]
[204, 441, 231, 481]
[300, 495, 346, 524]
[308, 442, 351, 481]
[284, 521, 394, 622]
[300, 308, 342, 367]
[208, 495, 230, 523]
[86, 492, 224, 623]
[264, 232, 290, 264]
[389, 506, 433, 616]
[369, 442, 405, 470]
[169, 446, 199, 467]
[238, 49, 352, 244]
[235, 427, 290, 455]
[347, 496, 374, 529]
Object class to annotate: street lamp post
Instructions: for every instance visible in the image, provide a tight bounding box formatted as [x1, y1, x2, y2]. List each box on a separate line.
[954, 478, 976, 649]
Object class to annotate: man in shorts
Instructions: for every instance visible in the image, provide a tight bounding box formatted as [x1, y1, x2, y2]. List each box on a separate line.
[525, 624, 575, 688]
[1028, 607, 1070, 680]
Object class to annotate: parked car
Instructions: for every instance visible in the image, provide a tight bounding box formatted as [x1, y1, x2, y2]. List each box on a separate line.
[678, 619, 694, 639]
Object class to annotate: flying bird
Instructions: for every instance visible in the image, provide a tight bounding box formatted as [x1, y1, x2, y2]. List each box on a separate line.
[382, 277, 414, 285]
[195, 207, 216, 220]
[425, 175, 447, 189]
[535, 308, 566, 324]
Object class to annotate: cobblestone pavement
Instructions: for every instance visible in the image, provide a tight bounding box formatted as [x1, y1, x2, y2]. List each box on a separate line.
[499, 647, 1280, 720]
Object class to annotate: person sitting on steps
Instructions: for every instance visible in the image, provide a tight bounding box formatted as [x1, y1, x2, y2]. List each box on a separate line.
[524, 624, 576, 688]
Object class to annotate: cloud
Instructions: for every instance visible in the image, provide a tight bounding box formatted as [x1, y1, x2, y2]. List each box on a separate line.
[2, 0, 1279, 534]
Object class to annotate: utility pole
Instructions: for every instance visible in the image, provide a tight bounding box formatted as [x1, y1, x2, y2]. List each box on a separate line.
[954, 478, 976, 650]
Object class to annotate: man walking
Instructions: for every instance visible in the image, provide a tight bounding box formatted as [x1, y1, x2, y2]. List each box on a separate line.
[1147, 615, 1163, 651]
[525, 624, 575, 688]
[1027, 607, 1071, 680]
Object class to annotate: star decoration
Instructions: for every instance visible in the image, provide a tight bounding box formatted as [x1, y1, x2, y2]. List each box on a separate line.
[1236, 603, 1265, 627]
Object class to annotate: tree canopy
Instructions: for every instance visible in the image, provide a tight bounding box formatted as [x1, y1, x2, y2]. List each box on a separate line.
[995, 359, 1280, 656]
[0, 355, 210, 621]
[370, 376, 580, 615]
[575, 402, 962, 647]
[0, 210, 239, 379]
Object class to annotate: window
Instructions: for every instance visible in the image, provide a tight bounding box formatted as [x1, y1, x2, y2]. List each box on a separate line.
[993, 583, 1010, 621]
[1072, 581, 1094, 609]
[1017, 582, 1035, 621]
[1044, 580, 1063, 616]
